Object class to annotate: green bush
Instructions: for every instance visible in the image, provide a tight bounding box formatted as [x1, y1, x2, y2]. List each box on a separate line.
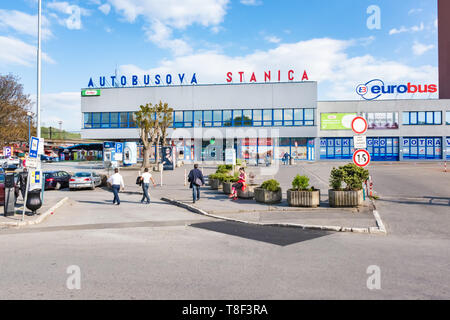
[222, 174, 239, 183]
[236, 159, 243, 166]
[217, 164, 233, 172]
[292, 175, 310, 191]
[260, 179, 281, 192]
[329, 163, 369, 191]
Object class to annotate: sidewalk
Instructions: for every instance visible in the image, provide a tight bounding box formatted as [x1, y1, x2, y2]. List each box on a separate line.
[0, 195, 68, 228]
[117, 164, 383, 233]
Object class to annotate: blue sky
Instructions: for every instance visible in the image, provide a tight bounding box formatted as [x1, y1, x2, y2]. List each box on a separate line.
[0, 0, 438, 131]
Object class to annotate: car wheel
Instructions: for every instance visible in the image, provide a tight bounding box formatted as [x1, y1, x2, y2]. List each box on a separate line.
[90, 183, 95, 190]
[55, 182, 61, 190]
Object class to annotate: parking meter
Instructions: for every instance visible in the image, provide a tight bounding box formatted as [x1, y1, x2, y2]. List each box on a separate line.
[4, 173, 16, 216]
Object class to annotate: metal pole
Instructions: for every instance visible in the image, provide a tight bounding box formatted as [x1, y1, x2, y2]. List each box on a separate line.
[36, 0, 41, 139]
[160, 166, 163, 187]
[22, 171, 31, 221]
[28, 116, 31, 144]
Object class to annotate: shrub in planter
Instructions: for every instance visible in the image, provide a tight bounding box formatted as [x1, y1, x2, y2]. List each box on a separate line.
[222, 173, 239, 194]
[328, 163, 369, 207]
[287, 175, 320, 207]
[209, 173, 226, 190]
[255, 179, 282, 204]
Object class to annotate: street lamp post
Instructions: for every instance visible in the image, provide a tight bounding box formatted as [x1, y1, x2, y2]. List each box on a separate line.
[37, 0, 41, 139]
[27, 111, 32, 144]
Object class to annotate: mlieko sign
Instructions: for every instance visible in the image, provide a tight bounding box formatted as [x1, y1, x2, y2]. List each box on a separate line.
[87, 73, 198, 88]
[81, 89, 101, 96]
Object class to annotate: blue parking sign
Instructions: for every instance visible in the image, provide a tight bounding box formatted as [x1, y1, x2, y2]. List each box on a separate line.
[29, 136, 39, 158]
[115, 142, 123, 154]
[4, 146, 12, 157]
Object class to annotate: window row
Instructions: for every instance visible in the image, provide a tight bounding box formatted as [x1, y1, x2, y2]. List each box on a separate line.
[84, 108, 316, 129]
[403, 111, 442, 125]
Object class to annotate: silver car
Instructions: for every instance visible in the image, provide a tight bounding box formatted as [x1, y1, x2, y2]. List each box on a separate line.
[69, 172, 102, 190]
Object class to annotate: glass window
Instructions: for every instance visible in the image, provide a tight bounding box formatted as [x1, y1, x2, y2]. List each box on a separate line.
[426, 111, 433, 124]
[410, 112, 418, 124]
[243, 110, 252, 126]
[213, 110, 222, 127]
[101, 112, 110, 128]
[402, 112, 410, 125]
[234, 110, 243, 126]
[203, 111, 212, 127]
[434, 111, 442, 125]
[304, 109, 314, 126]
[110, 112, 119, 128]
[263, 109, 272, 126]
[184, 111, 193, 127]
[129, 112, 137, 128]
[273, 109, 283, 126]
[417, 112, 426, 124]
[294, 109, 304, 126]
[253, 110, 262, 126]
[84, 113, 91, 128]
[174, 111, 184, 128]
[194, 111, 202, 127]
[223, 110, 232, 127]
[120, 112, 128, 128]
[92, 113, 100, 128]
[284, 109, 293, 126]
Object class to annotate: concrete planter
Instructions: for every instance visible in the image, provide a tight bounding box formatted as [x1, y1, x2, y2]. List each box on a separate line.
[237, 184, 257, 199]
[328, 189, 363, 208]
[210, 179, 222, 190]
[223, 182, 233, 195]
[287, 190, 320, 208]
[254, 188, 282, 204]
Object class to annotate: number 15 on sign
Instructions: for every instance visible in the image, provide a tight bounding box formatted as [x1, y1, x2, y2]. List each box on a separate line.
[353, 149, 371, 167]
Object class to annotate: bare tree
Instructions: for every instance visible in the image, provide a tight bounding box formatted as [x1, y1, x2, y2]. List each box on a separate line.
[135, 103, 158, 168]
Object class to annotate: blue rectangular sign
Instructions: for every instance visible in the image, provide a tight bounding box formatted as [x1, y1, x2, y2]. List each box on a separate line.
[29, 137, 39, 158]
[115, 142, 123, 154]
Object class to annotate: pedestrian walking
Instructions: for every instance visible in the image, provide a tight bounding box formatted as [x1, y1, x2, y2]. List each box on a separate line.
[230, 167, 247, 201]
[107, 168, 125, 205]
[139, 168, 156, 204]
[188, 164, 205, 203]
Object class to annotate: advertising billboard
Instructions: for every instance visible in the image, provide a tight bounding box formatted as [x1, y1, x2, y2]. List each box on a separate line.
[321, 113, 357, 130]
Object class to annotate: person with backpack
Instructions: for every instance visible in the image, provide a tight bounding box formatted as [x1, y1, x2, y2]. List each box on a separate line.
[188, 164, 205, 203]
[138, 168, 157, 204]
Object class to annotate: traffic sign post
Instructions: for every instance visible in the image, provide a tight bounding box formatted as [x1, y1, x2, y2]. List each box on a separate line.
[29, 136, 39, 158]
[353, 135, 367, 150]
[3, 146, 12, 157]
[353, 149, 371, 167]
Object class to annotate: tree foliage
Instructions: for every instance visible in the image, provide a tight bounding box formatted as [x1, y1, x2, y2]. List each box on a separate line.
[0, 74, 34, 145]
[134, 100, 174, 168]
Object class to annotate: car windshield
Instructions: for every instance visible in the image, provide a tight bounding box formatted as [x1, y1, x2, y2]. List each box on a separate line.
[74, 172, 91, 177]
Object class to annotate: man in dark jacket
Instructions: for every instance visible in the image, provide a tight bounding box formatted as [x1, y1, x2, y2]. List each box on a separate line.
[188, 164, 205, 203]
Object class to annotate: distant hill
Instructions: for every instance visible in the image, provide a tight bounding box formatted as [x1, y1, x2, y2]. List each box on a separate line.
[41, 127, 81, 140]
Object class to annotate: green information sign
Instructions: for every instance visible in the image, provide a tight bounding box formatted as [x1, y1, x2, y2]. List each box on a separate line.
[321, 113, 357, 130]
[81, 89, 101, 97]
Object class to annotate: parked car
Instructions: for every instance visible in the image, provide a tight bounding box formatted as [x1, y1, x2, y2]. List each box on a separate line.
[69, 172, 102, 190]
[41, 155, 59, 163]
[0, 173, 20, 206]
[0, 157, 20, 168]
[44, 171, 71, 190]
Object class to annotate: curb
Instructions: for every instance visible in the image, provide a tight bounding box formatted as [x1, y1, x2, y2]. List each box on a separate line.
[0, 197, 69, 228]
[161, 197, 386, 235]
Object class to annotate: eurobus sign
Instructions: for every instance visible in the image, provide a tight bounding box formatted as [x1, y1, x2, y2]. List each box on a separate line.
[226, 70, 309, 83]
[87, 73, 198, 88]
[356, 79, 437, 100]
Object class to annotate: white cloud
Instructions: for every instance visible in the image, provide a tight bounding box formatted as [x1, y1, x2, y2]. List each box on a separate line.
[412, 41, 434, 56]
[33, 92, 81, 131]
[389, 22, 424, 35]
[265, 35, 281, 44]
[117, 37, 437, 100]
[105, 0, 229, 55]
[408, 8, 423, 15]
[240, 0, 262, 5]
[0, 9, 53, 39]
[98, 3, 111, 15]
[0, 36, 55, 67]
[47, 1, 90, 30]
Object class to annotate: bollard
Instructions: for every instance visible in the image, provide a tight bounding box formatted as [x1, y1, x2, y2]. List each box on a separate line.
[445, 161, 447, 173]
[160, 167, 163, 187]
[184, 169, 187, 186]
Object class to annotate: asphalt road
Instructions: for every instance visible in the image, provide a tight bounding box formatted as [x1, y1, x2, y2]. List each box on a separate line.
[0, 162, 448, 299]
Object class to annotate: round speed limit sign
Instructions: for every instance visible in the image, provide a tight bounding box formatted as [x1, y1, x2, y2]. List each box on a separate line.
[353, 149, 371, 167]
